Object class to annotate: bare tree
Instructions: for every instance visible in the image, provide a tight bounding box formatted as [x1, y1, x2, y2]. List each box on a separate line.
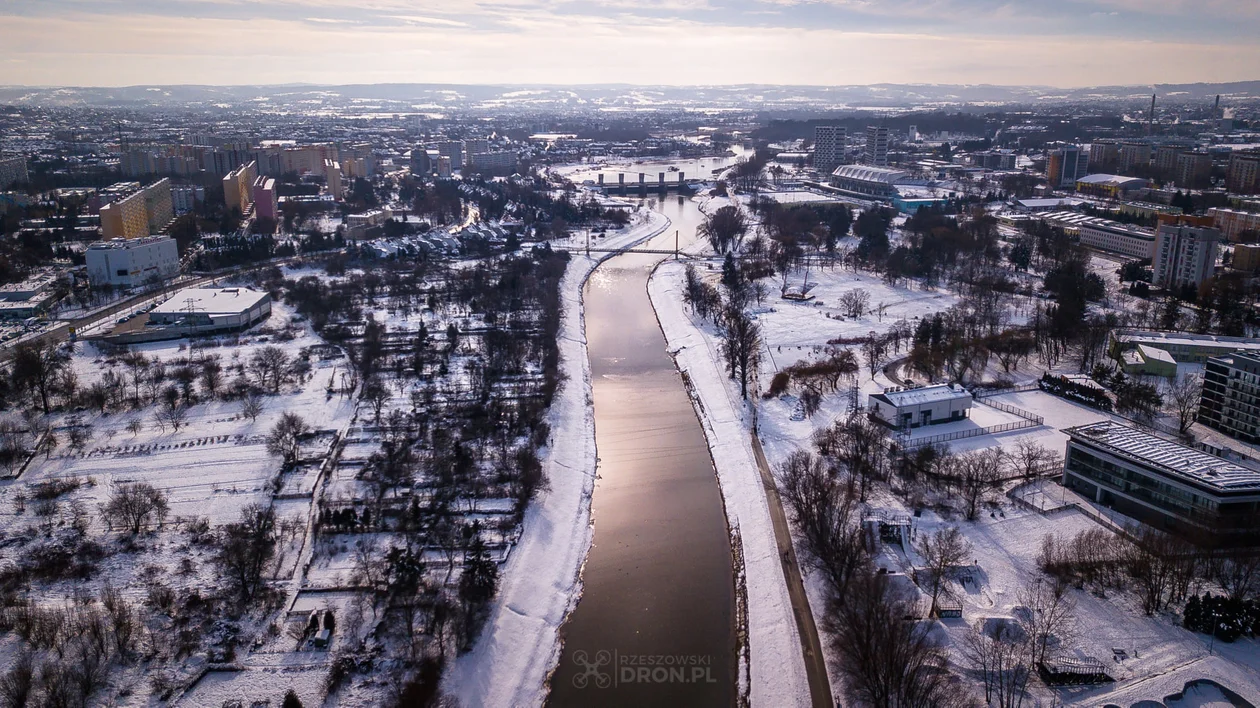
[962, 620, 1032, 708]
[10, 340, 67, 414]
[267, 412, 310, 466]
[1009, 439, 1060, 480]
[1165, 373, 1203, 435]
[719, 307, 761, 400]
[776, 450, 868, 598]
[102, 482, 170, 534]
[241, 391, 264, 422]
[827, 571, 959, 707]
[363, 377, 390, 425]
[215, 503, 277, 601]
[699, 205, 749, 254]
[956, 449, 1003, 521]
[250, 346, 291, 393]
[838, 289, 872, 318]
[916, 526, 972, 614]
[1016, 577, 1076, 666]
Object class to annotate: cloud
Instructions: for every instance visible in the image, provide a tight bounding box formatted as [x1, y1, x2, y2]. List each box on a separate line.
[0, 2, 1256, 86]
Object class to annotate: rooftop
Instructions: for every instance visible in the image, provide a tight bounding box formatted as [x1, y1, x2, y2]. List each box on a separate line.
[1115, 329, 1260, 353]
[1066, 421, 1260, 493]
[152, 287, 269, 318]
[1077, 174, 1149, 187]
[87, 235, 175, 250]
[872, 383, 971, 407]
[831, 165, 909, 184]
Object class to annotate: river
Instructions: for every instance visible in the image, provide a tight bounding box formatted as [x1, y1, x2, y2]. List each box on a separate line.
[547, 156, 743, 706]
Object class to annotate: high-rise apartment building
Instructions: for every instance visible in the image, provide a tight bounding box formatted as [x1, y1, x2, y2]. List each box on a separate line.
[1046, 146, 1089, 188]
[1174, 152, 1213, 190]
[0, 155, 28, 189]
[863, 126, 889, 167]
[1227, 151, 1260, 194]
[170, 185, 204, 215]
[1089, 141, 1120, 173]
[813, 126, 847, 173]
[324, 160, 343, 199]
[1154, 143, 1191, 179]
[1119, 142, 1152, 175]
[252, 177, 278, 222]
[1152, 217, 1221, 290]
[411, 147, 431, 176]
[100, 179, 173, 240]
[1199, 351, 1260, 443]
[223, 162, 258, 215]
[438, 141, 464, 172]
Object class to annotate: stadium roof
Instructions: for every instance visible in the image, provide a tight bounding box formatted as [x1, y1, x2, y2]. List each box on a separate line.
[831, 165, 909, 184]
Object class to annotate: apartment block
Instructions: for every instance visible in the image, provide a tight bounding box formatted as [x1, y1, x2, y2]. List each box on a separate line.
[1152, 217, 1221, 290]
[100, 179, 173, 240]
[1047, 146, 1089, 188]
[813, 125, 847, 173]
[1199, 351, 1260, 444]
[863, 126, 889, 167]
[1227, 151, 1260, 194]
[1207, 208, 1260, 242]
[223, 162, 257, 215]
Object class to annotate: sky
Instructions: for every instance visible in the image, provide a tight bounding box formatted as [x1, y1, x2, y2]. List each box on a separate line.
[0, 0, 1258, 87]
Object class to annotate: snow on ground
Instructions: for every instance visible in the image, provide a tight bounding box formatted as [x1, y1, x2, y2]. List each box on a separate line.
[445, 208, 672, 707]
[643, 244, 1260, 706]
[649, 258, 813, 707]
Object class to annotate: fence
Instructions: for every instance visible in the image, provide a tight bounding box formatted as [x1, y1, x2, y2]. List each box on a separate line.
[975, 396, 1044, 424]
[973, 382, 1040, 399]
[898, 418, 1040, 450]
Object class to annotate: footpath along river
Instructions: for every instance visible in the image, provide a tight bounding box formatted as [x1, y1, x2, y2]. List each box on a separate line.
[547, 171, 740, 706]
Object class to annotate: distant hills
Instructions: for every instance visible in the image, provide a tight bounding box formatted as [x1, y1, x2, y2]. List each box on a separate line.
[2, 82, 1257, 110]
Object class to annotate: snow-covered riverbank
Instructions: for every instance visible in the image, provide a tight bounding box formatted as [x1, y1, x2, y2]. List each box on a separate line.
[445, 209, 672, 707]
[647, 258, 813, 707]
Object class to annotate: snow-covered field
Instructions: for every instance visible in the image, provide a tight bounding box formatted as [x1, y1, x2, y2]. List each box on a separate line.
[646, 241, 1260, 706]
[445, 208, 672, 707]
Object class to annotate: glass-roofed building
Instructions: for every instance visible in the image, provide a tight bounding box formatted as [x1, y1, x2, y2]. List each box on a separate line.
[1062, 421, 1260, 545]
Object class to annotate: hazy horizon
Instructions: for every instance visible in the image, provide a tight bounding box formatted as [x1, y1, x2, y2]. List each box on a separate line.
[2, 0, 1259, 88]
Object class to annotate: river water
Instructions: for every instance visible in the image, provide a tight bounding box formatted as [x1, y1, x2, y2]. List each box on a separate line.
[547, 159, 742, 706]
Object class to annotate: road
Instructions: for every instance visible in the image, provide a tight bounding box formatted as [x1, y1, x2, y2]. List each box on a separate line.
[1, 252, 338, 360]
[749, 426, 834, 708]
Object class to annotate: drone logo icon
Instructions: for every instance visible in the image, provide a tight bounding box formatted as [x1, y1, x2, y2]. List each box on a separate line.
[571, 649, 613, 689]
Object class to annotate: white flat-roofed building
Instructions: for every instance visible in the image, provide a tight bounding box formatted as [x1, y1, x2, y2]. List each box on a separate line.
[1041, 211, 1156, 259]
[1063, 421, 1260, 542]
[85, 236, 179, 288]
[1110, 329, 1260, 364]
[869, 383, 972, 429]
[150, 287, 271, 331]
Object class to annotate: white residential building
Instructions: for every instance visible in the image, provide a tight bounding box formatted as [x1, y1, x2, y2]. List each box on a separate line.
[814, 125, 847, 173]
[85, 236, 180, 288]
[1152, 222, 1221, 290]
[863, 126, 889, 167]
